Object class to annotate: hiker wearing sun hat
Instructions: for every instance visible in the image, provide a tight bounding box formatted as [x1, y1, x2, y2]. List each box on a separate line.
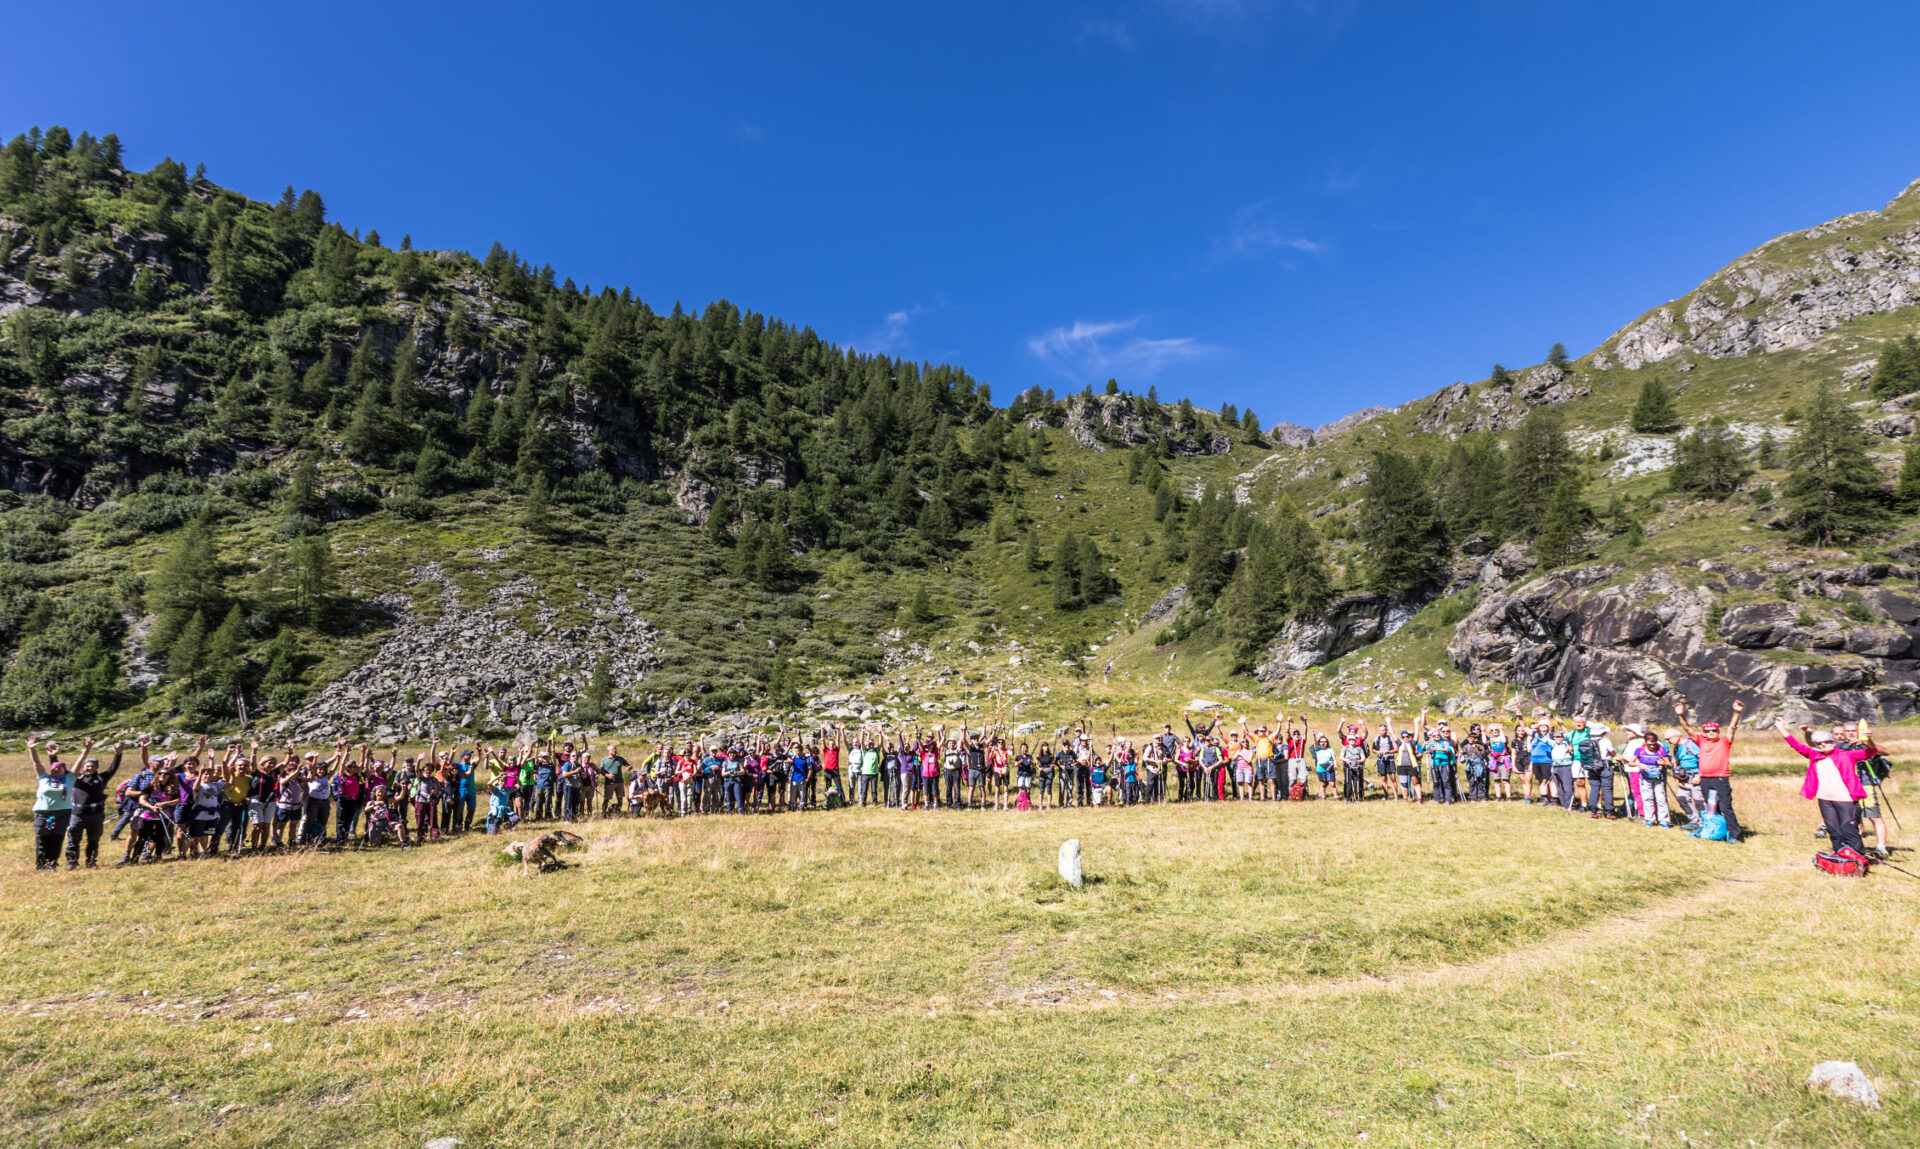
[1675, 698, 1745, 842]
[1776, 716, 1870, 862]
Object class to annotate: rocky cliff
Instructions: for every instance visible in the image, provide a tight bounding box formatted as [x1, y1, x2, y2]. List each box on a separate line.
[1446, 560, 1920, 724]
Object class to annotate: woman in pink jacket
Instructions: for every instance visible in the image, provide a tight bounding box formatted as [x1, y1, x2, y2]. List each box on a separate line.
[1775, 717, 1870, 859]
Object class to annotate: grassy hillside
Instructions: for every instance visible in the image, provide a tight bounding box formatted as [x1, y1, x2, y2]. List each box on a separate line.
[7, 125, 1920, 738]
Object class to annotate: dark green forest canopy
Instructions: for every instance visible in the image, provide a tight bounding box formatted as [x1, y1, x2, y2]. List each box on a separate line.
[0, 125, 1046, 566]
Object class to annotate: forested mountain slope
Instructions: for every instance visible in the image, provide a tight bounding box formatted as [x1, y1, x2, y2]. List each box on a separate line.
[5, 124, 1920, 738]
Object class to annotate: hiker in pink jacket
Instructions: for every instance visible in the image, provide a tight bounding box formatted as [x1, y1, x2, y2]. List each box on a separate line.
[1775, 718, 1869, 858]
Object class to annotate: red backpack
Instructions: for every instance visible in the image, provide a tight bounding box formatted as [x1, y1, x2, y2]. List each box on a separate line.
[1814, 847, 1872, 876]
[1288, 780, 1306, 801]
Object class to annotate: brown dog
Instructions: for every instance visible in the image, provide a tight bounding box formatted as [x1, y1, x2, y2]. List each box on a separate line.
[639, 790, 671, 818]
[510, 830, 582, 876]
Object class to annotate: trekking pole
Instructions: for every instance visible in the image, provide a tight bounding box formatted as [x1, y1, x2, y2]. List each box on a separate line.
[1868, 776, 1901, 830]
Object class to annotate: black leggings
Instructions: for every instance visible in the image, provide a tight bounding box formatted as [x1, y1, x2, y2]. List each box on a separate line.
[35, 810, 71, 868]
[1819, 799, 1865, 856]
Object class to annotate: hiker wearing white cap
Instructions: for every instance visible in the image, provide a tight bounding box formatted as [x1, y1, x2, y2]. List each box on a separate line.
[1776, 717, 1869, 861]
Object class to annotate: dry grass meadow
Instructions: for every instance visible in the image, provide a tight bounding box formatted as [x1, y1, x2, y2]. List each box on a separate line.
[1, 741, 1916, 1148]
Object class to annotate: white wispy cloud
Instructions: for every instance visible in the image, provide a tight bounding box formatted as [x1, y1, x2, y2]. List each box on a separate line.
[1026, 318, 1216, 382]
[1214, 201, 1323, 261]
[857, 304, 928, 355]
[735, 121, 764, 144]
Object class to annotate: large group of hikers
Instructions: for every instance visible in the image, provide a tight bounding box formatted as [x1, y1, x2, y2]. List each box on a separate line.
[23, 695, 1898, 872]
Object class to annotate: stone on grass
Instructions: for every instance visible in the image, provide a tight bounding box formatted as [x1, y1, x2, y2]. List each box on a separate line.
[1807, 1061, 1880, 1109]
[1058, 839, 1083, 888]
[426, 1139, 462, 1149]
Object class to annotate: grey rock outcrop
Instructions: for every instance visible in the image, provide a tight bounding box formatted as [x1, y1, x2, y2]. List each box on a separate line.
[288, 563, 660, 739]
[1446, 566, 1920, 724]
[1255, 591, 1426, 680]
[1411, 366, 1593, 438]
[1060, 394, 1230, 455]
[1601, 183, 1920, 370]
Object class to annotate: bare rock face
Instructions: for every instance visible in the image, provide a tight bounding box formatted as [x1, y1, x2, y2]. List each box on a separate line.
[1255, 591, 1426, 680]
[1447, 565, 1920, 724]
[1060, 394, 1229, 455]
[1268, 422, 1314, 447]
[1411, 369, 1592, 438]
[1601, 184, 1920, 370]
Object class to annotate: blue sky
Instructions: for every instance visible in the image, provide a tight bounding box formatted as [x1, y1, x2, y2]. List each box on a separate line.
[7, 1, 1919, 426]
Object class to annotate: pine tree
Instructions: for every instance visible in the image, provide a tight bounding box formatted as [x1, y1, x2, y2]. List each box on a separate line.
[1533, 476, 1592, 568]
[148, 518, 224, 652]
[1023, 527, 1042, 572]
[908, 586, 936, 623]
[1869, 334, 1920, 399]
[1183, 510, 1226, 604]
[282, 454, 324, 518]
[574, 652, 615, 724]
[168, 609, 208, 686]
[204, 604, 248, 693]
[1669, 417, 1753, 497]
[1629, 377, 1681, 433]
[1501, 409, 1571, 536]
[521, 472, 553, 534]
[1783, 381, 1889, 543]
[288, 535, 335, 627]
[763, 647, 801, 708]
[1546, 342, 1570, 369]
[1357, 449, 1446, 596]
[1896, 440, 1920, 513]
[1052, 533, 1083, 610]
[1489, 363, 1513, 386]
[389, 327, 422, 420]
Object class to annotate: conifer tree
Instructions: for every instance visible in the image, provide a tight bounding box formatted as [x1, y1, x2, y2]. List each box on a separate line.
[1669, 417, 1752, 497]
[574, 652, 614, 723]
[1869, 334, 1920, 399]
[1023, 527, 1042, 572]
[909, 586, 936, 623]
[521, 473, 554, 535]
[1184, 489, 1233, 605]
[1052, 533, 1083, 610]
[204, 604, 248, 693]
[288, 535, 335, 628]
[148, 519, 224, 652]
[1501, 409, 1570, 536]
[1896, 439, 1920, 513]
[1783, 381, 1888, 543]
[1629, 377, 1681, 432]
[1533, 476, 1592, 568]
[1546, 342, 1570, 369]
[1358, 449, 1446, 596]
[168, 609, 208, 686]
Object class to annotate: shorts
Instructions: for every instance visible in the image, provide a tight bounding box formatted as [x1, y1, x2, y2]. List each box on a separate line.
[1016, 773, 1033, 789]
[1316, 767, 1334, 782]
[190, 813, 220, 836]
[276, 805, 302, 823]
[1376, 757, 1393, 777]
[1255, 759, 1276, 782]
[1491, 761, 1512, 779]
[1234, 764, 1254, 784]
[1396, 763, 1417, 779]
[248, 799, 271, 823]
[1861, 801, 1882, 820]
[1531, 761, 1552, 782]
[967, 769, 986, 787]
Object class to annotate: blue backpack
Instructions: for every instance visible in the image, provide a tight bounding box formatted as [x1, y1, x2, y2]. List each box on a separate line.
[1689, 812, 1729, 841]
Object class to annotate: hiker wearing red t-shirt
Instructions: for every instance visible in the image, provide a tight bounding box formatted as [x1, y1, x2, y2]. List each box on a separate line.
[1675, 698, 1745, 843]
[817, 722, 843, 810]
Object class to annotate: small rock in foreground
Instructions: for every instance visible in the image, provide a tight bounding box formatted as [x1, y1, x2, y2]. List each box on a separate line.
[1806, 1061, 1879, 1109]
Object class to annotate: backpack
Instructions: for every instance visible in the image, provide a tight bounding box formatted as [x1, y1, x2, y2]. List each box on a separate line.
[1815, 848, 1871, 876]
[1862, 754, 1893, 782]
[1288, 780, 1306, 801]
[1689, 812, 1729, 841]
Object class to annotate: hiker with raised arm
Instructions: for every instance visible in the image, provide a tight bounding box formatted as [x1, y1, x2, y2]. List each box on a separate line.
[1778, 715, 1871, 864]
[1675, 698, 1745, 843]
